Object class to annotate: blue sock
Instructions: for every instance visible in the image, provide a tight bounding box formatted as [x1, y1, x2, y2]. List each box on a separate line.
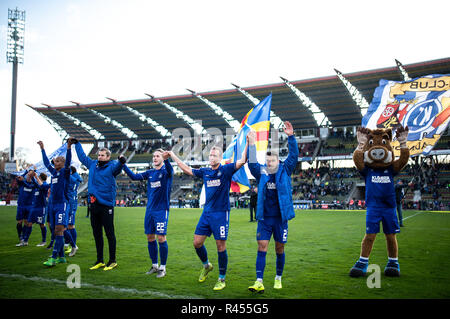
[64, 229, 75, 247]
[16, 223, 23, 240]
[276, 252, 285, 277]
[256, 250, 267, 280]
[59, 241, 65, 257]
[158, 241, 168, 266]
[23, 225, 32, 242]
[148, 241, 158, 265]
[195, 245, 209, 265]
[70, 228, 77, 245]
[218, 250, 228, 279]
[50, 226, 55, 243]
[41, 226, 47, 242]
[52, 235, 64, 258]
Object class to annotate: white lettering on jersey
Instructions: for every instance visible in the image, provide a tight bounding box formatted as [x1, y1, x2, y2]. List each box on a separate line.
[267, 182, 277, 190]
[150, 181, 161, 188]
[371, 176, 391, 184]
[206, 179, 221, 187]
[24, 188, 32, 192]
[52, 178, 58, 184]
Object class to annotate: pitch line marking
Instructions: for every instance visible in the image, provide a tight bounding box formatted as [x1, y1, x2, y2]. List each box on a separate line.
[0, 273, 201, 299]
[403, 212, 422, 221]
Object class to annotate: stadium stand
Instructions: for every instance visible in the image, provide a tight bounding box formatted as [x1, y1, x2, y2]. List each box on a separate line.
[3, 58, 450, 211]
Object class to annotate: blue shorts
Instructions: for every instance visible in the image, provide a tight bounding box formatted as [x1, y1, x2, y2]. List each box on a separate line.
[16, 205, 32, 221]
[195, 211, 229, 240]
[366, 206, 400, 234]
[49, 202, 68, 227]
[66, 201, 77, 225]
[145, 210, 169, 235]
[28, 207, 46, 224]
[256, 217, 288, 243]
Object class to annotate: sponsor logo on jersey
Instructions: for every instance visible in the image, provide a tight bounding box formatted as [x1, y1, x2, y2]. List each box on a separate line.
[267, 182, 277, 190]
[371, 176, 391, 184]
[207, 179, 221, 187]
[150, 181, 161, 188]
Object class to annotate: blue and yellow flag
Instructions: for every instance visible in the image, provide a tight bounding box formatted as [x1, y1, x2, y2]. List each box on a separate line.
[222, 93, 272, 192]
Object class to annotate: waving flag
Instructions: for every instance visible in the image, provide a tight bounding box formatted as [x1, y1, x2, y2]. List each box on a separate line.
[223, 93, 272, 193]
[12, 143, 81, 176]
[362, 74, 450, 156]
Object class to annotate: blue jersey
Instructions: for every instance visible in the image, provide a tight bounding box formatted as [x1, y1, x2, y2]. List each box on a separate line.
[361, 166, 397, 208]
[193, 163, 237, 213]
[17, 177, 34, 207]
[67, 172, 82, 202]
[123, 160, 173, 212]
[264, 174, 281, 218]
[31, 179, 50, 208]
[42, 148, 72, 204]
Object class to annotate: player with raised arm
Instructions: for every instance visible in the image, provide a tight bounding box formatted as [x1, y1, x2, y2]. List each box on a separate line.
[39, 140, 73, 267]
[247, 121, 298, 293]
[15, 168, 34, 246]
[21, 169, 50, 247]
[168, 142, 247, 291]
[122, 149, 173, 278]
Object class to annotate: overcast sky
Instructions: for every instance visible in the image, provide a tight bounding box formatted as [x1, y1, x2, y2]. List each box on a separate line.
[0, 0, 449, 162]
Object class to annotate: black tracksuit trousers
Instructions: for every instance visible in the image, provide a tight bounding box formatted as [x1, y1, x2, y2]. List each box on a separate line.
[90, 201, 116, 263]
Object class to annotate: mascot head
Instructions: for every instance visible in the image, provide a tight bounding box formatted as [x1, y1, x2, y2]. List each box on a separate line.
[362, 128, 394, 169]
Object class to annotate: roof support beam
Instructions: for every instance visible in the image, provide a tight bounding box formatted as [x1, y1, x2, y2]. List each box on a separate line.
[395, 59, 412, 82]
[231, 83, 284, 129]
[70, 101, 138, 140]
[186, 89, 241, 132]
[334, 69, 370, 117]
[279, 77, 329, 127]
[146, 93, 206, 135]
[26, 104, 69, 141]
[41, 103, 105, 140]
[105, 97, 171, 138]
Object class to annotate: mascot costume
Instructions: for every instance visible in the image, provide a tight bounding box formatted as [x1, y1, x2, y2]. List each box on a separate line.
[349, 125, 409, 277]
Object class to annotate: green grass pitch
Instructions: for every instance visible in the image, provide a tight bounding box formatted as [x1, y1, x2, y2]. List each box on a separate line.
[0, 206, 449, 299]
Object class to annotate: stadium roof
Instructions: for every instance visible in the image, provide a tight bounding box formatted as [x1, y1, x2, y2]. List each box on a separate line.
[29, 57, 450, 142]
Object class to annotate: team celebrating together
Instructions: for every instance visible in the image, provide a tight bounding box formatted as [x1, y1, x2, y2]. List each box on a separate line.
[13, 120, 407, 293]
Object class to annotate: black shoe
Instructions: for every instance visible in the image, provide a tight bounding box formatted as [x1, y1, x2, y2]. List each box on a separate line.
[384, 261, 400, 277]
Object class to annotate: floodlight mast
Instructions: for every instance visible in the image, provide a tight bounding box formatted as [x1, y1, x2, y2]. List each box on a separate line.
[7, 8, 25, 161]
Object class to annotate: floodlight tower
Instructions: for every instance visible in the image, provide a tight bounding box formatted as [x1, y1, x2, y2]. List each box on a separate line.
[6, 8, 25, 162]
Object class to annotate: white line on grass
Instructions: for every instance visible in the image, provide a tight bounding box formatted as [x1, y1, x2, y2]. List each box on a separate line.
[403, 212, 422, 221]
[0, 273, 201, 299]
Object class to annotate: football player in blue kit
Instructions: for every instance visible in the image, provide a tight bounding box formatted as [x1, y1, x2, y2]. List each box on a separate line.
[247, 121, 298, 293]
[15, 169, 35, 246]
[169, 143, 247, 291]
[21, 169, 50, 247]
[122, 149, 173, 278]
[38, 139, 74, 267]
[64, 166, 83, 257]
